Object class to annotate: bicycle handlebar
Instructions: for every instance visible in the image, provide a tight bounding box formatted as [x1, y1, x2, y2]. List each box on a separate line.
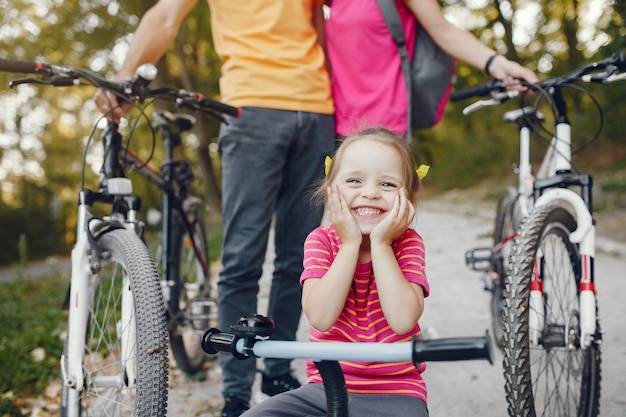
[0, 58, 49, 74]
[449, 78, 507, 102]
[201, 327, 495, 366]
[450, 51, 626, 104]
[203, 315, 493, 417]
[0, 58, 241, 118]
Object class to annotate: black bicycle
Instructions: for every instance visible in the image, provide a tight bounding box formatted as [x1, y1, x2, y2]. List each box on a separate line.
[119, 108, 220, 375]
[0, 58, 238, 416]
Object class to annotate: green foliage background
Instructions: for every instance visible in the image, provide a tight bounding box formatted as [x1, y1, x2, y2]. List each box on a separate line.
[0, 0, 625, 267]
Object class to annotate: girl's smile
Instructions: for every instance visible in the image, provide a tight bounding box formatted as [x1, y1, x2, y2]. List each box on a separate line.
[353, 206, 384, 217]
[334, 139, 405, 234]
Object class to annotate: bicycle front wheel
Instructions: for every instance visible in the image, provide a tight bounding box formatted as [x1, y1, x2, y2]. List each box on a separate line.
[167, 204, 215, 375]
[61, 228, 169, 417]
[502, 206, 601, 417]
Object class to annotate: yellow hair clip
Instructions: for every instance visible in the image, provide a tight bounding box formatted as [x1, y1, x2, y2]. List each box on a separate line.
[416, 164, 430, 179]
[324, 155, 332, 176]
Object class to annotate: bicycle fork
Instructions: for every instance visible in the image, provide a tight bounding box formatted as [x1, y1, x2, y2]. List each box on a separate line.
[530, 100, 597, 349]
[533, 188, 597, 349]
[61, 201, 94, 394]
[61, 193, 140, 399]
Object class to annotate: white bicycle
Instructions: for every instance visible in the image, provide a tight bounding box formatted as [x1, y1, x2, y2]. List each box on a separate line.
[0, 58, 238, 416]
[455, 51, 625, 417]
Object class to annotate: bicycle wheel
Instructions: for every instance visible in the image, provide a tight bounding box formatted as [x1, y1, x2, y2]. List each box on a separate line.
[167, 202, 215, 374]
[61, 228, 169, 417]
[491, 187, 518, 347]
[502, 205, 601, 417]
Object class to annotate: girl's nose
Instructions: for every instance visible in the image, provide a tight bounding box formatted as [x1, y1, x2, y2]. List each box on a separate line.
[361, 184, 380, 199]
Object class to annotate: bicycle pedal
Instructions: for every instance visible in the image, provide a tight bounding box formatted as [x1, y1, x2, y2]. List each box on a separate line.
[189, 298, 218, 328]
[465, 247, 495, 272]
[191, 298, 217, 310]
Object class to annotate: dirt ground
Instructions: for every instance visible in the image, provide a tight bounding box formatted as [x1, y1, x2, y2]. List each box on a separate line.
[426, 180, 626, 245]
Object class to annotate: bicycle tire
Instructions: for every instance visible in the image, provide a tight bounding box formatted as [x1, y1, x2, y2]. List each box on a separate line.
[60, 228, 169, 417]
[167, 203, 215, 375]
[491, 187, 518, 348]
[502, 205, 601, 417]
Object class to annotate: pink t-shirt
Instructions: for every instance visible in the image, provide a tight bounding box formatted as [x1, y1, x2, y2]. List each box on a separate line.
[325, 0, 417, 136]
[300, 225, 429, 402]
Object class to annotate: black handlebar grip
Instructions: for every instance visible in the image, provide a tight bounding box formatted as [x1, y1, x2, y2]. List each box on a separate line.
[201, 329, 248, 360]
[198, 96, 241, 118]
[0, 58, 49, 74]
[412, 332, 494, 365]
[449, 79, 505, 102]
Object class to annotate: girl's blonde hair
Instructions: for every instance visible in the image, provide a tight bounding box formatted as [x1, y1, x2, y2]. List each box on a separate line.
[315, 126, 421, 205]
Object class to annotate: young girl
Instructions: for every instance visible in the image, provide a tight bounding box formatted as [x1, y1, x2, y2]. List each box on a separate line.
[242, 126, 430, 416]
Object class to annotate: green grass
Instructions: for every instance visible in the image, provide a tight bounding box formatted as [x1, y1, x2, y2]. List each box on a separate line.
[0, 272, 67, 414]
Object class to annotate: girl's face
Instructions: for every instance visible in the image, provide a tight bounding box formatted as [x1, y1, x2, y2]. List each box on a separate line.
[333, 139, 406, 235]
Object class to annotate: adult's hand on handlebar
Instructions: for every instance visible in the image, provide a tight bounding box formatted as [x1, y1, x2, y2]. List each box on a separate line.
[93, 88, 133, 123]
[487, 55, 539, 91]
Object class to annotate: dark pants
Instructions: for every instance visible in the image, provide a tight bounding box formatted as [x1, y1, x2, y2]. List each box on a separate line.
[217, 107, 335, 401]
[242, 383, 429, 416]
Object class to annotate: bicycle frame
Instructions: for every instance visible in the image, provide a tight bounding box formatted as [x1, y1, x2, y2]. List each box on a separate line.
[530, 87, 596, 348]
[501, 86, 597, 348]
[118, 111, 211, 307]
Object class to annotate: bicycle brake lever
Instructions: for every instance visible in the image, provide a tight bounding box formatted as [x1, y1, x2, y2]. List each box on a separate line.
[8, 77, 45, 87]
[462, 90, 518, 115]
[581, 66, 619, 84]
[462, 99, 497, 115]
[604, 72, 626, 83]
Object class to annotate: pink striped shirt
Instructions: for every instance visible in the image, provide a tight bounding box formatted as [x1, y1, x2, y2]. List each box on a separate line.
[300, 225, 429, 403]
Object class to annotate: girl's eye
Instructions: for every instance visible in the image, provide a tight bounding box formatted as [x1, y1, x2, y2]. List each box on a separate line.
[346, 178, 361, 184]
[381, 182, 398, 188]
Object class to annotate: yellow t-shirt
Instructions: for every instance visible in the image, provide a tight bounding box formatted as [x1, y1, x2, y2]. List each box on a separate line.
[208, 0, 333, 114]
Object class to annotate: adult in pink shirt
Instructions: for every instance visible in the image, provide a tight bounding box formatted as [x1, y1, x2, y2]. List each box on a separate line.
[325, 0, 538, 138]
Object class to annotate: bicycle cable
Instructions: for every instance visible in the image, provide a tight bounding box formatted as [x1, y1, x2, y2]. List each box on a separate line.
[520, 82, 604, 175]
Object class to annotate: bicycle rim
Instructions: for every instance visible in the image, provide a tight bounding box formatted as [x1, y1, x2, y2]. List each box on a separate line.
[61, 229, 168, 417]
[503, 206, 601, 417]
[168, 210, 213, 374]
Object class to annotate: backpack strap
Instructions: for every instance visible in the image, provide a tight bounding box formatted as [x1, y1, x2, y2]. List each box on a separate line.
[376, 0, 413, 140]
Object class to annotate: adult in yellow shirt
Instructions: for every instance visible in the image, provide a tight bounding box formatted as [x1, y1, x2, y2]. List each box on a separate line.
[94, 1, 335, 416]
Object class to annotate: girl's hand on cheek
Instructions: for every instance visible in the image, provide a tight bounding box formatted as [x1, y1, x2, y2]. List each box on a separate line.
[371, 188, 414, 245]
[327, 186, 361, 246]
